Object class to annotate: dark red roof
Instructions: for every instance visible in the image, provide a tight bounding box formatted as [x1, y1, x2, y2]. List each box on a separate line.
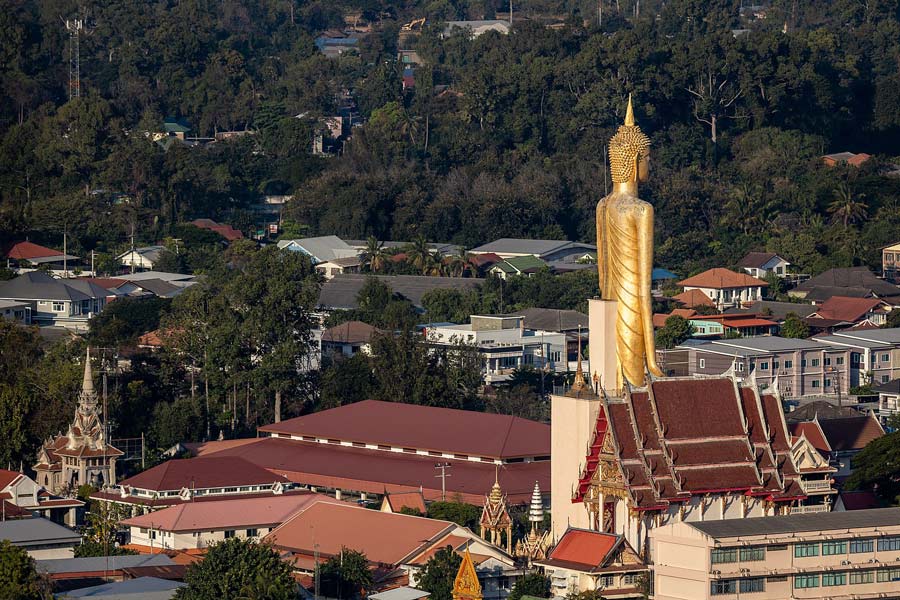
[120, 456, 290, 491]
[817, 415, 884, 452]
[545, 529, 619, 571]
[679, 268, 768, 290]
[672, 289, 716, 308]
[259, 400, 550, 460]
[838, 490, 880, 511]
[811, 296, 884, 323]
[202, 436, 547, 504]
[4, 241, 65, 260]
[789, 421, 831, 454]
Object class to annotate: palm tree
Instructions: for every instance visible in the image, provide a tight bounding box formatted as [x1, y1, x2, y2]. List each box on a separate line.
[405, 235, 432, 273]
[362, 236, 387, 273]
[447, 248, 472, 277]
[828, 182, 868, 228]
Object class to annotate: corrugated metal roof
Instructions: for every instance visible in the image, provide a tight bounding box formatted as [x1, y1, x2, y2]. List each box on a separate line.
[37, 554, 173, 574]
[0, 517, 81, 546]
[689, 507, 900, 539]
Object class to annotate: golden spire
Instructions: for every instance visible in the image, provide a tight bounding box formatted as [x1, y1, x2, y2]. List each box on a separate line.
[571, 325, 586, 392]
[452, 548, 483, 600]
[624, 93, 635, 126]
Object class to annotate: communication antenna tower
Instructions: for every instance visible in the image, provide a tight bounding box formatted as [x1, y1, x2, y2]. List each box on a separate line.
[65, 17, 84, 100]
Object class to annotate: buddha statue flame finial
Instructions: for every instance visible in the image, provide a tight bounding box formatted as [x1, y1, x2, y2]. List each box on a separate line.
[609, 94, 651, 185]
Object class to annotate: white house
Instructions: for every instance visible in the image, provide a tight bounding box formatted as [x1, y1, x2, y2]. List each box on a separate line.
[0, 469, 84, 526]
[424, 315, 568, 383]
[0, 299, 31, 324]
[736, 252, 791, 278]
[677, 268, 768, 310]
[117, 246, 167, 270]
[0, 272, 108, 331]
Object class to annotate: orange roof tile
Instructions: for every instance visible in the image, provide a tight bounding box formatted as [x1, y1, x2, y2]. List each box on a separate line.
[384, 491, 426, 514]
[811, 296, 884, 323]
[672, 289, 715, 308]
[4, 241, 66, 260]
[679, 268, 768, 290]
[546, 529, 619, 571]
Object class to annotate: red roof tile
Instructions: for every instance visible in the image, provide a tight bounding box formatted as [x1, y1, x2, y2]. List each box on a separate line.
[3, 241, 66, 260]
[817, 415, 884, 452]
[119, 456, 290, 491]
[0, 469, 23, 489]
[259, 400, 549, 460]
[811, 296, 884, 323]
[838, 490, 880, 510]
[321, 321, 382, 345]
[679, 268, 768, 290]
[650, 379, 746, 439]
[266, 501, 455, 565]
[547, 529, 619, 571]
[672, 289, 716, 308]
[384, 491, 426, 514]
[789, 421, 831, 454]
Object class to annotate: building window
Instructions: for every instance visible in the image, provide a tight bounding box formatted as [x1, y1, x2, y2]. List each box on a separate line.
[822, 541, 847, 555]
[710, 580, 737, 595]
[836, 356, 844, 365]
[739, 547, 765, 562]
[699, 359, 706, 369]
[850, 571, 874, 584]
[246, 529, 258, 537]
[550, 351, 561, 363]
[881, 353, 890, 362]
[622, 574, 640, 585]
[801, 359, 807, 367]
[822, 573, 845, 587]
[739, 578, 765, 593]
[877, 536, 900, 551]
[759, 362, 769, 370]
[811, 380, 820, 388]
[598, 575, 614, 588]
[224, 530, 236, 539]
[711, 548, 738, 564]
[794, 543, 819, 557]
[772, 360, 779, 369]
[824, 378, 832, 388]
[882, 375, 890, 383]
[793, 575, 819, 589]
[825, 357, 831, 366]
[737, 363, 745, 372]
[850, 539, 874, 553]
[783, 359, 793, 368]
[52, 302, 65, 312]
[811, 358, 820, 367]
[876, 568, 900, 582]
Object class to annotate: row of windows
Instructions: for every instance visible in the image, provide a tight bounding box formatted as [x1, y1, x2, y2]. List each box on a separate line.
[793, 568, 900, 588]
[793, 537, 896, 557]
[711, 547, 766, 564]
[710, 578, 765, 595]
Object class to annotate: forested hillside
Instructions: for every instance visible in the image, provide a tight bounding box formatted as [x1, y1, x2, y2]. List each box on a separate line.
[2, 0, 900, 275]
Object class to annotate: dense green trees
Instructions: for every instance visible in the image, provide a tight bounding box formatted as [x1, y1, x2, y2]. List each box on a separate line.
[417, 546, 463, 600]
[845, 430, 900, 505]
[174, 538, 297, 600]
[317, 548, 373, 600]
[655, 315, 694, 349]
[0, 540, 50, 600]
[508, 572, 552, 600]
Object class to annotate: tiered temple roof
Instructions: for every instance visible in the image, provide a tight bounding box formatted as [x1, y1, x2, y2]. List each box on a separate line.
[574, 377, 805, 511]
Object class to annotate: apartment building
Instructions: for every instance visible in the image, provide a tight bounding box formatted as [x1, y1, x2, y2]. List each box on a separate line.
[671, 337, 854, 397]
[424, 315, 569, 383]
[814, 328, 900, 386]
[652, 508, 900, 600]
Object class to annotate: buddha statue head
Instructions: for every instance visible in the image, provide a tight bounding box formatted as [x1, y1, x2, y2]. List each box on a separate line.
[609, 95, 651, 186]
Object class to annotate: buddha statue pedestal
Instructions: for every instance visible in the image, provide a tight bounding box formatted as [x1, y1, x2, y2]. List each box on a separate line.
[589, 298, 620, 397]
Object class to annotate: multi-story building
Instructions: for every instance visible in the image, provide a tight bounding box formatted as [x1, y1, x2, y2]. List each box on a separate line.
[813, 328, 900, 386]
[677, 268, 768, 310]
[651, 508, 900, 600]
[424, 315, 569, 383]
[883, 241, 900, 283]
[668, 337, 854, 396]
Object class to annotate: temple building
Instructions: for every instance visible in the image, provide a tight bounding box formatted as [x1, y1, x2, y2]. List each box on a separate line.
[551, 361, 836, 556]
[514, 481, 550, 565]
[452, 549, 483, 600]
[479, 475, 512, 554]
[34, 349, 122, 494]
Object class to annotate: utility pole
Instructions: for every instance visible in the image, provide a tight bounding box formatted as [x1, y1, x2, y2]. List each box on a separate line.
[434, 462, 452, 500]
[62, 227, 67, 278]
[130, 222, 136, 274]
[509, 0, 513, 24]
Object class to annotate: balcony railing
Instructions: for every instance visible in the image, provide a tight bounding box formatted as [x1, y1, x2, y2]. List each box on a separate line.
[801, 480, 833, 492]
[790, 504, 830, 514]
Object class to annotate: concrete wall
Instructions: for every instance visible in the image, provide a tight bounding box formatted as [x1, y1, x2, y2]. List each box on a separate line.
[550, 391, 599, 542]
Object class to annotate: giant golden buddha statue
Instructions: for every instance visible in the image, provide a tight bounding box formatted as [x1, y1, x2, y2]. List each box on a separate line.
[596, 96, 663, 389]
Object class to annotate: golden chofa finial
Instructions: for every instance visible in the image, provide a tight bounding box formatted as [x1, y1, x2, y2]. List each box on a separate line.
[609, 94, 650, 185]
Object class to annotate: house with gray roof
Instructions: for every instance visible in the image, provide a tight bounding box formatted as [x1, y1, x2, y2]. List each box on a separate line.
[0, 517, 81, 559]
[469, 239, 596, 263]
[318, 274, 481, 311]
[56, 576, 185, 599]
[0, 272, 108, 330]
[277, 236, 358, 263]
[813, 327, 900, 386]
[117, 246, 167, 271]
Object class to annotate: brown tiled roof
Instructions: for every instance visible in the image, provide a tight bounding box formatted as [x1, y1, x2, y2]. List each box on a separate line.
[266, 501, 455, 566]
[838, 490, 880, 510]
[789, 421, 831, 454]
[259, 400, 549, 460]
[679, 268, 768, 290]
[3, 241, 67, 260]
[544, 529, 620, 571]
[321, 321, 381, 345]
[0, 469, 23, 489]
[817, 415, 884, 452]
[384, 491, 426, 514]
[119, 456, 290, 491]
[736, 252, 780, 269]
[202, 437, 547, 504]
[672, 289, 715, 308]
[810, 296, 884, 323]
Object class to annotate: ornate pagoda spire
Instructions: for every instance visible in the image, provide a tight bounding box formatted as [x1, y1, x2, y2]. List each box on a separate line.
[452, 548, 482, 600]
[515, 480, 550, 564]
[528, 481, 543, 525]
[79, 347, 98, 411]
[479, 468, 512, 553]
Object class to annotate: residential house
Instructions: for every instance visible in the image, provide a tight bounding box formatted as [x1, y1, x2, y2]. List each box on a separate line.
[0, 518, 81, 559]
[822, 151, 872, 167]
[320, 320, 381, 358]
[685, 313, 779, 338]
[36, 554, 178, 587]
[424, 315, 569, 382]
[91, 456, 296, 514]
[671, 288, 716, 310]
[736, 251, 791, 278]
[55, 576, 185, 600]
[0, 469, 83, 526]
[789, 266, 900, 304]
[673, 337, 853, 397]
[120, 493, 342, 552]
[117, 246, 167, 271]
[833, 490, 881, 512]
[185, 400, 551, 505]
[344, 240, 462, 257]
[443, 20, 512, 38]
[0, 299, 31, 324]
[882, 240, 900, 283]
[277, 236, 359, 274]
[265, 500, 519, 598]
[318, 274, 481, 312]
[190, 219, 243, 241]
[0, 272, 107, 330]
[162, 118, 190, 140]
[469, 239, 596, 263]
[678, 268, 768, 310]
[651, 267, 678, 292]
[380, 491, 426, 515]
[509, 307, 589, 363]
[315, 31, 363, 57]
[370, 588, 430, 600]
[809, 414, 884, 478]
[872, 377, 900, 421]
[489, 255, 547, 279]
[812, 327, 900, 385]
[2, 241, 80, 276]
[806, 295, 890, 328]
[398, 49, 422, 65]
[534, 528, 648, 600]
[651, 508, 900, 600]
[725, 300, 816, 322]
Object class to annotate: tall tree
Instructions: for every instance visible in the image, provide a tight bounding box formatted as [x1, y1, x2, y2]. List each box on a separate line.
[417, 546, 462, 600]
[175, 539, 296, 600]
